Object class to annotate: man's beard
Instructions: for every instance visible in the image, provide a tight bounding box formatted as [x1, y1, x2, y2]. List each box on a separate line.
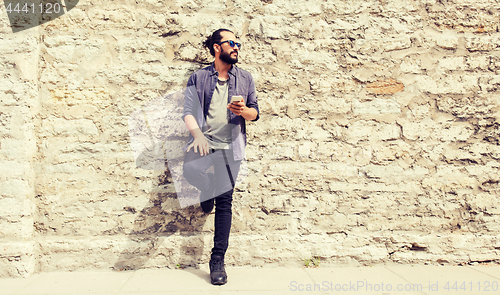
[220, 49, 238, 64]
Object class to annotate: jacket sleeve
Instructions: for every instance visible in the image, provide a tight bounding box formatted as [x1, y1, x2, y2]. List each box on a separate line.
[246, 74, 260, 122]
[182, 74, 198, 121]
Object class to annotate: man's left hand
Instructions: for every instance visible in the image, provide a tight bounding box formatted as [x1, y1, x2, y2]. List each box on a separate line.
[227, 100, 245, 116]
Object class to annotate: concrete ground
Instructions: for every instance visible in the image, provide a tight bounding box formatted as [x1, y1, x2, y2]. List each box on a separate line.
[2, 265, 500, 295]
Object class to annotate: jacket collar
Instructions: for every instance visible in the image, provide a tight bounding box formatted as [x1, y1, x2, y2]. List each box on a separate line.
[209, 62, 236, 77]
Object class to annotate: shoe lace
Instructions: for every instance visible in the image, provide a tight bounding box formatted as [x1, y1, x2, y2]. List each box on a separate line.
[210, 259, 224, 272]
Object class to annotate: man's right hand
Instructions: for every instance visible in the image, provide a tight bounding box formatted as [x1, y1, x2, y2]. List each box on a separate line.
[184, 115, 209, 156]
[187, 136, 209, 156]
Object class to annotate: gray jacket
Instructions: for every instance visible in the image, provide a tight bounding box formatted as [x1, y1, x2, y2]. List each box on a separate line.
[182, 63, 259, 161]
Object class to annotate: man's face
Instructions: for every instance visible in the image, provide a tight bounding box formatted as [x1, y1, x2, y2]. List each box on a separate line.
[217, 31, 239, 64]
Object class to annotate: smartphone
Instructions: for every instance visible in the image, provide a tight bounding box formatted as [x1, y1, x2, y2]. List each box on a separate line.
[231, 96, 243, 104]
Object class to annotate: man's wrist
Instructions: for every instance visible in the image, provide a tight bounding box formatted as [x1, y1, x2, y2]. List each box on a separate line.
[241, 106, 258, 121]
[191, 128, 205, 139]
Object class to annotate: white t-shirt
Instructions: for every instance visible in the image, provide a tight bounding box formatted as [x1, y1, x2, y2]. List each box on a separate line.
[205, 77, 232, 149]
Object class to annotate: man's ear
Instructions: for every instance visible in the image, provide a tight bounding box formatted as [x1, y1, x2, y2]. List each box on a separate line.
[214, 44, 220, 54]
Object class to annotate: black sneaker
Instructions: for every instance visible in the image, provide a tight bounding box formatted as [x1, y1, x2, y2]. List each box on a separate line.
[200, 174, 215, 213]
[209, 255, 227, 285]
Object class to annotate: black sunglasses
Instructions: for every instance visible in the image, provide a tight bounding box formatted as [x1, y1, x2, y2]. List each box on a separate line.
[217, 40, 242, 49]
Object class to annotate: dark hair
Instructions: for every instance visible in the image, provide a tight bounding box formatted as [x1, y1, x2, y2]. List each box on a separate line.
[203, 29, 234, 56]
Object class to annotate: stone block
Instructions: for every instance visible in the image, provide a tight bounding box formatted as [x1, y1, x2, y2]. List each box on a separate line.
[360, 164, 428, 182]
[323, 0, 370, 15]
[266, 162, 336, 180]
[0, 138, 26, 159]
[44, 36, 104, 64]
[1, 179, 31, 198]
[52, 118, 99, 136]
[435, 33, 459, 49]
[479, 75, 500, 92]
[0, 218, 33, 239]
[422, 166, 478, 191]
[329, 182, 423, 194]
[469, 142, 500, 160]
[466, 193, 500, 215]
[415, 75, 480, 94]
[465, 36, 500, 52]
[298, 141, 316, 159]
[0, 161, 25, 177]
[88, 8, 137, 29]
[434, 122, 475, 142]
[319, 142, 372, 165]
[437, 56, 465, 72]
[436, 95, 497, 118]
[344, 120, 401, 144]
[0, 197, 33, 221]
[399, 58, 422, 73]
[249, 16, 299, 39]
[466, 55, 491, 71]
[354, 36, 411, 55]
[353, 98, 401, 114]
[0, 242, 35, 277]
[328, 163, 359, 180]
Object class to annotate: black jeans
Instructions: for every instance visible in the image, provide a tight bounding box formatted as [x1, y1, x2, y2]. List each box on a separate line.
[183, 149, 241, 257]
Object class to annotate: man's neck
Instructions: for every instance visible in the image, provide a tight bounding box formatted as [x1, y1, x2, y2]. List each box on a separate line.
[214, 59, 232, 79]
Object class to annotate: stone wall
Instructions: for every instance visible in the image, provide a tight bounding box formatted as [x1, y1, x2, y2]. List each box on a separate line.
[1, 0, 500, 277]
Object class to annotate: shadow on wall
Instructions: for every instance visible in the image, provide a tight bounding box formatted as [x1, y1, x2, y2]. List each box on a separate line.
[113, 167, 210, 271]
[6, 0, 80, 33]
[114, 90, 210, 271]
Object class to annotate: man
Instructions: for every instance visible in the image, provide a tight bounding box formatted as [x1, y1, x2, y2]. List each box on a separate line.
[182, 29, 259, 285]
